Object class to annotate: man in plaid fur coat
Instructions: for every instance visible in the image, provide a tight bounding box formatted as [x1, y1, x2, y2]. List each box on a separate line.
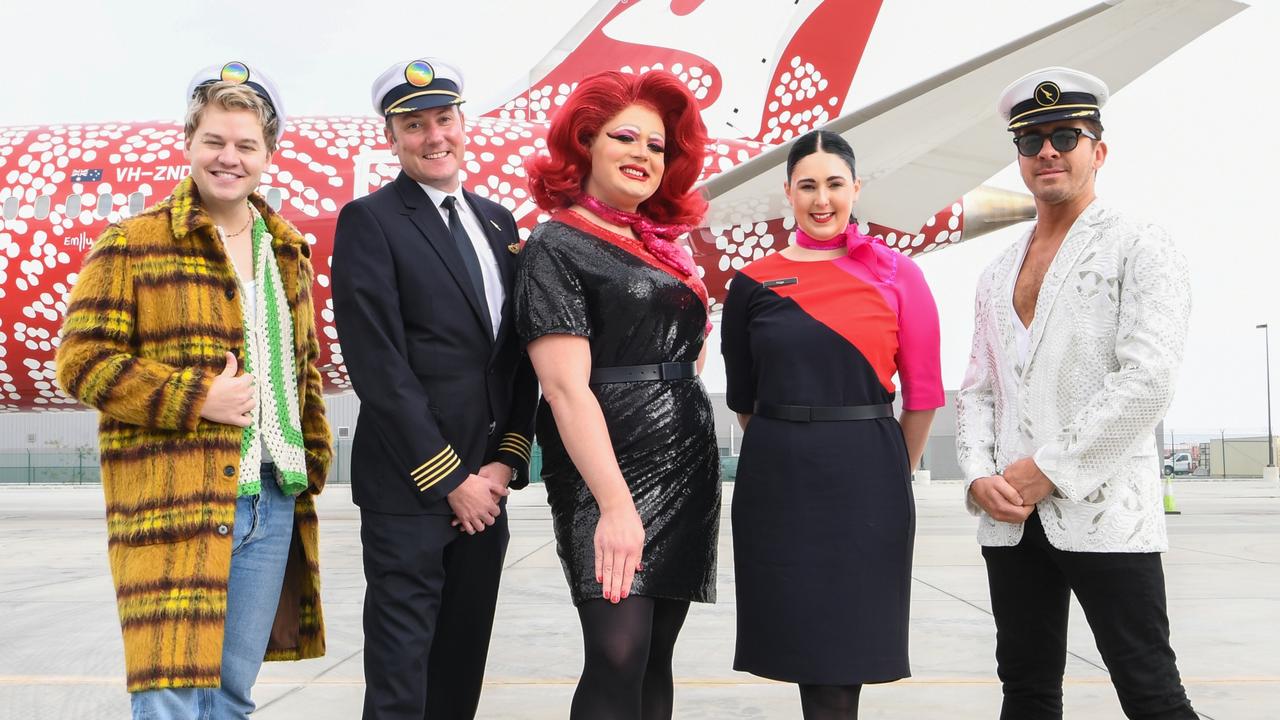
[55, 62, 332, 719]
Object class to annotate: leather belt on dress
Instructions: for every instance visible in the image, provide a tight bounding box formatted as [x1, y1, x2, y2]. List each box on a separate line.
[588, 361, 697, 385]
[753, 401, 894, 422]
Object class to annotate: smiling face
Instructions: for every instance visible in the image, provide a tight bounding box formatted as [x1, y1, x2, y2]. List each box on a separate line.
[583, 104, 666, 212]
[386, 104, 467, 192]
[1015, 119, 1106, 207]
[784, 149, 860, 241]
[184, 105, 271, 213]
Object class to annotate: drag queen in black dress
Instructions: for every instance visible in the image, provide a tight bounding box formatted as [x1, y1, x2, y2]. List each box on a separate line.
[514, 70, 720, 720]
[721, 130, 943, 719]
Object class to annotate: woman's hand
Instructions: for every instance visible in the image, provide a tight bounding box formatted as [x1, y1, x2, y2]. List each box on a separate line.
[594, 502, 645, 603]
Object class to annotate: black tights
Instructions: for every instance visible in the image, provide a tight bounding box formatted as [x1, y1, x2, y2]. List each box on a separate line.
[570, 596, 690, 720]
[799, 683, 863, 719]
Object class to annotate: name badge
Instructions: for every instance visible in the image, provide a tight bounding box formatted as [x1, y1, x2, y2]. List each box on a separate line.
[762, 277, 798, 288]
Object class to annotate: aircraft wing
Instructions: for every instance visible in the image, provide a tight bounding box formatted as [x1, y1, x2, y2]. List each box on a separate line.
[697, 0, 1246, 231]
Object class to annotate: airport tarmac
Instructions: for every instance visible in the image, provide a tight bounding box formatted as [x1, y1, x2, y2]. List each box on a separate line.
[1, 479, 1276, 719]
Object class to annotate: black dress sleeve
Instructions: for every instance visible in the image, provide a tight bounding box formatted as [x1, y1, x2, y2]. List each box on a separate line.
[514, 224, 593, 343]
[720, 271, 757, 414]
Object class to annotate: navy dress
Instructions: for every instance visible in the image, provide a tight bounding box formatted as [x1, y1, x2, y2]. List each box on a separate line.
[514, 210, 720, 605]
[720, 248, 943, 685]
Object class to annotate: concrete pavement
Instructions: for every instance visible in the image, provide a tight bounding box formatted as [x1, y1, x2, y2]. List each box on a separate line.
[1, 479, 1276, 719]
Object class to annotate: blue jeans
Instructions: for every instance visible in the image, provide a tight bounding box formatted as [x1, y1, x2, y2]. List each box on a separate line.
[131, 465, 297, 720]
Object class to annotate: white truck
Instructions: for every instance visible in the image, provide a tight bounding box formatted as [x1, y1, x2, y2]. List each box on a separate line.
[1164, 452, 1194, 476]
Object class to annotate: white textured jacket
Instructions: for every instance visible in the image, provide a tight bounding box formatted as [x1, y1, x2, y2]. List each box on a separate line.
[955, 200, 1190, 552]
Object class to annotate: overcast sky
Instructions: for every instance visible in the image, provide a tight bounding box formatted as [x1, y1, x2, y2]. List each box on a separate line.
[1, 0, 1275, 436]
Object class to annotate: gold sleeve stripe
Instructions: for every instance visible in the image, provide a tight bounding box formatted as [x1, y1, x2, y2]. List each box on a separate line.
[416, 455, 461, 491]
[412, 446, 462, 491]
[413, 450, 458, 483]
[498, 445, 530, 462]
[412, 446, 454, 477]
[500, 433, 531, 452]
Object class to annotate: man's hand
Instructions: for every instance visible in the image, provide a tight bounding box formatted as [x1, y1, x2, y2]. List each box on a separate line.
[200, 352, 255, 427]
[477, 461, 514, 500]
[969, 475, 1034, 523]
[448, 471, 508, 534]
[1003, 456, 1056, 506]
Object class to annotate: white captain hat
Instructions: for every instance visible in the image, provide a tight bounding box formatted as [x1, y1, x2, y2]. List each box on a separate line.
[186, 61, 286, 142]
[372, 57, 466, 117]
[997, 66, 1109, 132]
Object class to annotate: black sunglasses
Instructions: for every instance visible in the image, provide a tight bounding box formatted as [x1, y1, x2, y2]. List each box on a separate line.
[1013, 127, 1098, 157]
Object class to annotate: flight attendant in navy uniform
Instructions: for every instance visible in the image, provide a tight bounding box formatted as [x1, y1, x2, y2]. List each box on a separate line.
[331, 57, 538, 720]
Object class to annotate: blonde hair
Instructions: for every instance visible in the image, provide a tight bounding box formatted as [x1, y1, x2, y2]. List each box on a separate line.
[184, 82, 279, 153]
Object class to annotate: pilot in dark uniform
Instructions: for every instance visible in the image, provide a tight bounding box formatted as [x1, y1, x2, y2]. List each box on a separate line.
[331, 56, 537, 720]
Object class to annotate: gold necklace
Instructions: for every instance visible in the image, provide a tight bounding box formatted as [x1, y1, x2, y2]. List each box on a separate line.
[222, 213, 252, 238]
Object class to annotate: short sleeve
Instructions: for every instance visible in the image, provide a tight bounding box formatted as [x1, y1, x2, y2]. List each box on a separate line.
[720, 272, 757, 414]
[514, 227, 592, 343]
[893, 256, 944, 411]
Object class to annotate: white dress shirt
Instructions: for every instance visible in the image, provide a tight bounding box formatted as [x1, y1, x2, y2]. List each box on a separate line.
[419, 183, 505, 338]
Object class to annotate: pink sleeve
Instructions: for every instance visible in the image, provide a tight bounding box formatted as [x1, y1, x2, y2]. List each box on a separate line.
[893, 256, 944, 410]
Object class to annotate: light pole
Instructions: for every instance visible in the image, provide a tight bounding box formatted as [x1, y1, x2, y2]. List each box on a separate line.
[1259, 323, 1277, 482]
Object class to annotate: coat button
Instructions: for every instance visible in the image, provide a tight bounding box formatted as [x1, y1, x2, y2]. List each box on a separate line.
[217, 524, 229, 535]
[225, 287, 236, 300]
[223, 465, 236, 477]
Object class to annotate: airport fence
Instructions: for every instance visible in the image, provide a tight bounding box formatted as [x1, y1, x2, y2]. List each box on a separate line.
[1, 441, 746, 485]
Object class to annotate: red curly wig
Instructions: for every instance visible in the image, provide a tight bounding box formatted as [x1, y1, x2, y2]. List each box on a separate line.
[527, 70, 709, 227]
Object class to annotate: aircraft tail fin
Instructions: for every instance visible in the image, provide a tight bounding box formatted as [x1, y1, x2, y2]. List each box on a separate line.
[478, 0, 883, 143]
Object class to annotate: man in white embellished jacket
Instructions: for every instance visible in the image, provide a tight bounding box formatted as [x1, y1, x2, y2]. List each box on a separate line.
[955, 67, 1197, 720]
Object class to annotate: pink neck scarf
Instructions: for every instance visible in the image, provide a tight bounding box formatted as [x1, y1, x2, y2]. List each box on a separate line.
[795, 224, 898, 283]
[574, 193, 711, 334]
[576, 194, 699, 278]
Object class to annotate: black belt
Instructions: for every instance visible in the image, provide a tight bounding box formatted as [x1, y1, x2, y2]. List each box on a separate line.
[589, 362, 697, 385]
[753, 401, 894, 422]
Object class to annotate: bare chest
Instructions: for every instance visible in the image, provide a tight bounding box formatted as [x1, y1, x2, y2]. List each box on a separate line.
[1012, 242, 1059, 327]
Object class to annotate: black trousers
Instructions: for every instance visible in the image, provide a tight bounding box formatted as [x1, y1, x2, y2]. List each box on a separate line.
[360, 507, 509, 720]
[982, 513, 1196, 720]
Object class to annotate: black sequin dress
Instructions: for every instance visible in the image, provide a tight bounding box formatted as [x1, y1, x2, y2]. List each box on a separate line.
[514, 210, 720, 605]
